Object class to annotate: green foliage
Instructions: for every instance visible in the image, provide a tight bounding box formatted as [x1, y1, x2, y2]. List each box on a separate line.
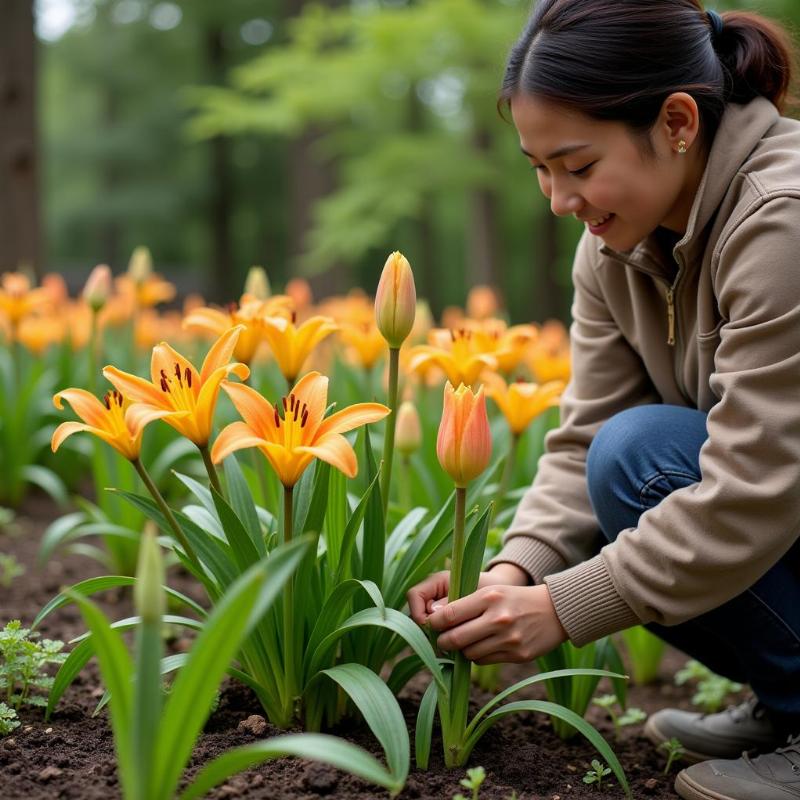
[674, 660, 743, 713]
[0, 620, 66, 711]
[0, 553, 25, 587]
[619, 626, 665, 685]
[659, 737, 686, 775]
[591, 694, 647, 740]
[0, 702, 19, 735]
[453, 765, 486, 800]
[582, 759, 612, 789]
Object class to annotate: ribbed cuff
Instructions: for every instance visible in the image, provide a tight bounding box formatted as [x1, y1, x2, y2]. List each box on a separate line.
[544, 554, 640, 647]
[486, 536, 567, 585]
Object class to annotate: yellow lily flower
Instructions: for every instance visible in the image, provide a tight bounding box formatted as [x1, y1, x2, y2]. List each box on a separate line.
[527, 320, 571, 384]
[470, 319, 538, 375]
[102, 326, 250, 448]
[115, 272, 176, 309]
[211, 371, 390, 488]
[261, 314, 338, 386]
[407, 328, 498, 389]
[338, 319, 387, 370]
[183, 294, 294, 365]
[484, 374, 565, 436]
[18, 314, 65, 355]
[52, 388, 184, 461]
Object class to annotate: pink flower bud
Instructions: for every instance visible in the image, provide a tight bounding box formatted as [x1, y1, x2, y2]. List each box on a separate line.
[395, 401, 422, 455]
[375, 251, 416, 349]
[436, 382, 491, 488]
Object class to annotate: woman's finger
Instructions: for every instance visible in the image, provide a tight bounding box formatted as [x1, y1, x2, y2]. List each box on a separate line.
[407, 570, 450, 624]
[427, 589, 491, 632]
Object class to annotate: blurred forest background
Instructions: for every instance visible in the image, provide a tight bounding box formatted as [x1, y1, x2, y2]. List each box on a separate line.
[3, 0, 799, 322]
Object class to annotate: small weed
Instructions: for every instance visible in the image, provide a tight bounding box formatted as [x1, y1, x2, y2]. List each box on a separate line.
[0, 620, 66, 710]
[675, 660, 742, 713]
[0, 553, 25, 588]
[592, 693, 647, 739]
[453, 766, 486, 800]
[659, 737, 686, 775]
[583, 759, 612, 789]
[0, 701, 19, 735]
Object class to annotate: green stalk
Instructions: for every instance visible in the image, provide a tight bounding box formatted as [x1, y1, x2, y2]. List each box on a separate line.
[282, 484, 297, 725]
[380, 347, 400, 515]
[445, 485, 469, 767]
[199, 445, 222, 495]
[131, 458, 202, 574]
[399, 454, 412, 513]
[87, 308, 100, 395]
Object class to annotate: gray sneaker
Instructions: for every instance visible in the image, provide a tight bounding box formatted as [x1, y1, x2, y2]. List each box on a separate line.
[675, 734, 800, 800]
[645, 696, 784, 763]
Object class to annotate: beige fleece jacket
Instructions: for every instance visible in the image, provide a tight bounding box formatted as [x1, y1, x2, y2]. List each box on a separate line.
[489, 97, 800, 646]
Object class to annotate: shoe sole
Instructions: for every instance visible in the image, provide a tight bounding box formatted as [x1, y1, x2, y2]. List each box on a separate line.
[644, 717, 724, 764]
[674, 771, 738, 800]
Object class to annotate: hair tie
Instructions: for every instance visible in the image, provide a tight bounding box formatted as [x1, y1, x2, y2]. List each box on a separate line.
[707, 9, 724, 43]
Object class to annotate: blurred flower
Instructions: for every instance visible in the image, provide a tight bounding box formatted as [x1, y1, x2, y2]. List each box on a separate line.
[17, 315, 65, 355]
[470, 319, 538, 375]
[82, 264, 113, 312]
[103, 326, 249, 448]
[407, 328, 497, 389]
[375, 251, 416, 349]
[261, 314, 338, 386]
[212, 370, 389, 488]
[286, 277, 313, 314]
[41, 273, 70, 313]
[338, 319, 386, 370]
[52, 388, 182, 461]
[527, 320, 571, 384]
[0, 272, 49, 332]
[395, 401, 422, 455]
[484, 374, 565, 436]
[128, 246, 153, 283]
[466, 285, 501, 320]
[436, 382, 491, 488]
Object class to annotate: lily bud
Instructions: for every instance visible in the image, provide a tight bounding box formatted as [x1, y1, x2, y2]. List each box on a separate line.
[82, 264, 112, 312]
[128, 246, 153, 284]
[245, 266, 271, 300]
[395, 401, 422, 455]
[134, 529, 165, 624]
[436, 382, 491, 488]
[375, 251, 416, 349]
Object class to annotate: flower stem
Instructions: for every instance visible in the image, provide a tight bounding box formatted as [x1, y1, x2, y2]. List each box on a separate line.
[132, 458, 202, 574]
[380, 347, 400, 516]
[282, 484, 297, 724]
[199, 445, 222, 495]
[399, 454, 412, 513]
[87, 309, 100, 395]
[445, 485, 469, 767]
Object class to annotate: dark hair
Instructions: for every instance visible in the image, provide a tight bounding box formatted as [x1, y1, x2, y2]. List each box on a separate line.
[501, 0, 797, 147]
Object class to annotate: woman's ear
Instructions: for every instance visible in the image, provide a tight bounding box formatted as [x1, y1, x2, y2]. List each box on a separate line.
[658, 92, 701, 153]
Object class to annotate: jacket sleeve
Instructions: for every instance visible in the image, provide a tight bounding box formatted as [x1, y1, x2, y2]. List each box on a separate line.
[488, 230, 661, 585]
[546, 196, 800, 645]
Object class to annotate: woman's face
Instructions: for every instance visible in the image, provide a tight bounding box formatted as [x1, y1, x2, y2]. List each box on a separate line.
[510, 93, 698, 251]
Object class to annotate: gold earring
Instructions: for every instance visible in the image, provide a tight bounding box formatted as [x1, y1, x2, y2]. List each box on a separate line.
[678, 140, 688, 154]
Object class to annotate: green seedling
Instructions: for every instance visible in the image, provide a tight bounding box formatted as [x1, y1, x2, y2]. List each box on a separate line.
[0, 620, 66, 710]
[659, 737, 686, 775]
[675, 660, 742, 713]
[583, 758, 612, 789]
[591, 693, 647, 739]
[0, 701, 19, 735]
[453, 765, 486, 800]
[0, 553, 25, 588]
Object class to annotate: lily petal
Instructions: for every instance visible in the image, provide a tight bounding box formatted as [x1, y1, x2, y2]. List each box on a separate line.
[103, 365, 165, 407]
[297, 433, 358, 479]
[315, 402, 390, 440]
[220, 380, 280, 441]
[151, 341, 199, 392]
[211, 421, 266, 463]
[53, 388, 109, 428]
[199, 325, 245, 385]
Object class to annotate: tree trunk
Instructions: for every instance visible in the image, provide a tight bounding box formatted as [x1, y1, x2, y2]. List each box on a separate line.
[0, 0, 40, 277]
[540, 210, 567, 321]
[467, 128, 500, 289]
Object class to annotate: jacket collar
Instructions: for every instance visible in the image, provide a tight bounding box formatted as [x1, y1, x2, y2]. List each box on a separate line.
[599, 97, 779, 279]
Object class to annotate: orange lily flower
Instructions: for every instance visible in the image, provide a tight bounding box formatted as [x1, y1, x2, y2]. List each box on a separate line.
[52, 388, 184, 461]
[484, 374, 565, 436]
[18, 314, 65, 355]
[115, 272, 176, 309]
[261, 314, 338, 385]
[436, 382, 492, 488]
[211, 371, 390, 488]
[407, 328, 498, 388]
[471, 319, 538, 375]
[0, 272, 50, 334]
[338, 319, 387, 370]
[527, 320, 571, 384]
[102, 326, 250, 448]
[183, 294, 294, 365]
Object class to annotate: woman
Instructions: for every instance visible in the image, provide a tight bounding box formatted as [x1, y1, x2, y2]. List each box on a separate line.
[407, 2, 800, 798]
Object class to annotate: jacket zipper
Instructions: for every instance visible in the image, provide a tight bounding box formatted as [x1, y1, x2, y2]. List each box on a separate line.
[665, 288, 676, 346]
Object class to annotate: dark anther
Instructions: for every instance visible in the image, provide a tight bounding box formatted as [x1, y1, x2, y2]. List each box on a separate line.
[291, 311, 297, 324]
[103, 393, 111, 410]
[115, 391, 124, 406]
[274, 407, 281, 428]
[449, 330, 456, 342]
[290, 393, 296, 412]
[174, 363, 182, 383]
[185, 367, 192, 388]
[160, 377, 169, 393]
[282, 396, 288, 412]
[301, 407, 309, 427]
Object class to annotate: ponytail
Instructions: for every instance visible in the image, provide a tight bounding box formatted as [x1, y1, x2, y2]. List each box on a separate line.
[501, 1, 797, 144]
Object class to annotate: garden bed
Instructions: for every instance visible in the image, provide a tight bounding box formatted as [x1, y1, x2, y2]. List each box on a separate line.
[1, 493, 697, 800]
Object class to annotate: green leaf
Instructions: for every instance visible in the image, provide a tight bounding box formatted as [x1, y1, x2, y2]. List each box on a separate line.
[34, 576, 136, 629]
[224, 455, 266, 557]
[414, 679, 438, 770]
[38, 511, 89, 566]
[22, 465, 68, 507]
[386, 654, 424, 696]
[384, 507, 428, 565]
[463, 700, 630, 797]
[314, 664, 408, 786]
[459, 503, 492, 597]
[179, 733, 404, 799]
[210, 484, 262, 572]
[333, 468, 381, 586]
[153, 539, 309, 797]
[360, 425, 385, 589]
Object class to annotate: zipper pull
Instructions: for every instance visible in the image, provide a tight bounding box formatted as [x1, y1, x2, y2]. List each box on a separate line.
[666, 288, 676, 346]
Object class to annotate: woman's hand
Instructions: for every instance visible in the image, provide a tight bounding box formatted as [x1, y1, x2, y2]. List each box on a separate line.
[407, 563, 568, 663]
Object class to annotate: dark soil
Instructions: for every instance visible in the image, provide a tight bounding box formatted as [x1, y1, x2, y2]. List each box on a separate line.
[0, 493, 708, 800]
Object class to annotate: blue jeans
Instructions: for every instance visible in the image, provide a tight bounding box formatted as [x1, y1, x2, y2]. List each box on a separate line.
[586, 404, 800, 731]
